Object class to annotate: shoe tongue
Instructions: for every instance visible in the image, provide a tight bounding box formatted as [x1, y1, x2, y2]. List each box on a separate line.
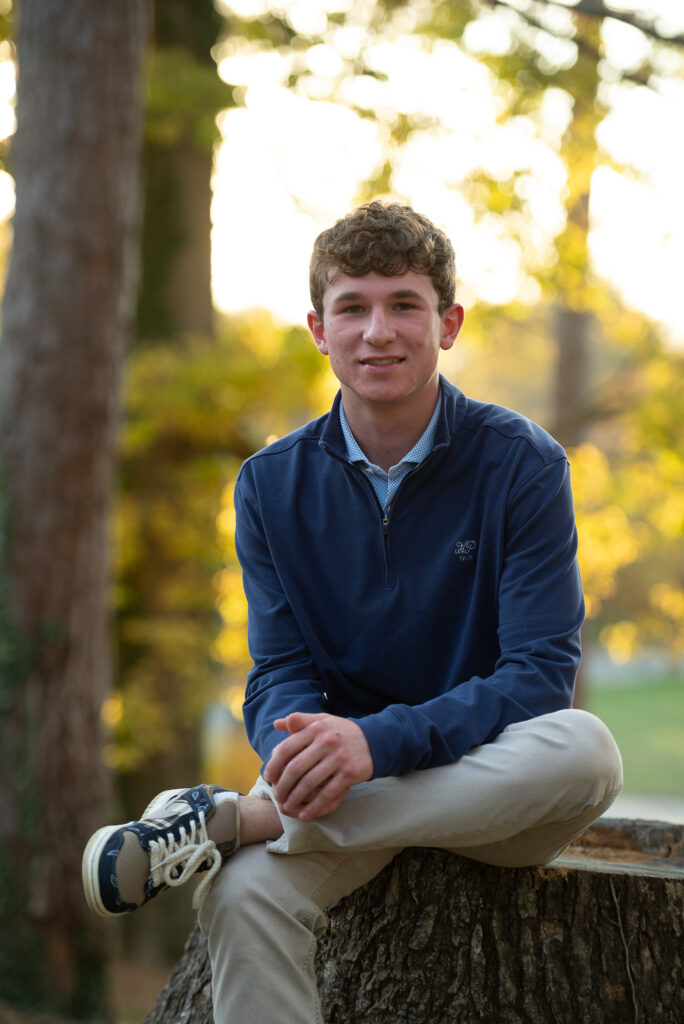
[206, 796, 238, 848]
[166, 797, 192, 818]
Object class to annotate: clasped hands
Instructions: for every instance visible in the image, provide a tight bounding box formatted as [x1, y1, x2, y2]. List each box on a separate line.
[263, 712, 373, 821]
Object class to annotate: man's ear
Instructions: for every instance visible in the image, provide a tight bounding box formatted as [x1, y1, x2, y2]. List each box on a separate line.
[440, 303, 465, 352]
[307, 310, 329, 355]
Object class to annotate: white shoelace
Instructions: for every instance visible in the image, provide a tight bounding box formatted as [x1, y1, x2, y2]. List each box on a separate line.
[148, 811, 222, 910]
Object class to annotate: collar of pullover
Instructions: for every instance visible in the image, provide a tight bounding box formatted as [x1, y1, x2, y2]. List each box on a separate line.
[319, 376, 467, 462]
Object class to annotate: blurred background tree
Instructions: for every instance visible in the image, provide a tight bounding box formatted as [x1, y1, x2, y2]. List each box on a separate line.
[0, 0, 148, 1018]
[0, 0, 681, 1019]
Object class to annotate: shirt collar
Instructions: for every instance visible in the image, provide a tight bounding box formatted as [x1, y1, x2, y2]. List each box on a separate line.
[339, 391, 442, 470]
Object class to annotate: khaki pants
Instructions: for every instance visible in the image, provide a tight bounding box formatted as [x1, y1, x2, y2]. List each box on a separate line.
[198, 709, 623, 1024]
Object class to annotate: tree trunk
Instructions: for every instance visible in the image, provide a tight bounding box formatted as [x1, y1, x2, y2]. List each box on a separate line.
[144, 818, 684, 1024]
[550, 13, 600, 455]
[117, 0, 225, 968]
[552, 305, 591, 449]
[137, 142, 214, 338]
[0, 1, 148, 1017]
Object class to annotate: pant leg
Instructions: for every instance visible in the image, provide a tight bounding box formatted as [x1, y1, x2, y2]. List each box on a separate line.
[201, 709, 622, 1023]
[267, 709, 623, 864]
[198, 842, 400, 1024]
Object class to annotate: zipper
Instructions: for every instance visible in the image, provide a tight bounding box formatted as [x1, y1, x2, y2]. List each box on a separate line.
[322, 441, 444, 585]
[380, 508, 392, 584]
[324, 444, 394, 583]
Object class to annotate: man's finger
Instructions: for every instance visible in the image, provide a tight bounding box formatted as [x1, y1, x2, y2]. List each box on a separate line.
[295, 781, 351, 821]
[271, 745, 324, 806]
[264, 726, 315, 784]
[273, 711, 321, 734]
[278, 768, 334, 817]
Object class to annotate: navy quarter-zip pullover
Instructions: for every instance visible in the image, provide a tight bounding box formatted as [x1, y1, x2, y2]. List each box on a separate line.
[235, 377, 584, 779]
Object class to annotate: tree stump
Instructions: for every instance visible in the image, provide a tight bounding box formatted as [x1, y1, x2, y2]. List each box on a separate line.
[145, 818, 684, 1024]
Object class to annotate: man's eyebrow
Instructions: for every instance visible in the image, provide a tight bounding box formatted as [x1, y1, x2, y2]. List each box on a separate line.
[389, 289, 423, 299]
[331, 288, 423, 303]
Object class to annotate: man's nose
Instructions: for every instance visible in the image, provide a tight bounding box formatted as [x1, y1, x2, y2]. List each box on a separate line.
[363, 307, 395, 344]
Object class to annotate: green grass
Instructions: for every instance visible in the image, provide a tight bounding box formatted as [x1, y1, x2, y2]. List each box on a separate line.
[587, 676, 684, 795]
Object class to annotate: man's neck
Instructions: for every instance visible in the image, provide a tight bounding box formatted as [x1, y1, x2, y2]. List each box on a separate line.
[341, 384, 440, 472]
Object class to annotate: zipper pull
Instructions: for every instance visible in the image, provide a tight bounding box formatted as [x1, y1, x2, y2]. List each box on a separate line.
[382, 513, 389, 535]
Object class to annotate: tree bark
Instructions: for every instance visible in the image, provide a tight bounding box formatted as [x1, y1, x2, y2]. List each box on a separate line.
[137, 142, 214, 338]
[145, 818, 684, 1024]
[552, 305, 591, 449]
[0, 1, 148, 1017]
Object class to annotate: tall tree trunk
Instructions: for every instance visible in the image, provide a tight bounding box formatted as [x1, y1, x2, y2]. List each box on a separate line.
[137, 143, 214, 338]
[552, 305, 591, 448]
[551, 17, 601, 453]
[550, 15, 603, 709]
[136, 0, 225, 340]
[0, 1, 148, 1017]
[116, 0, 226, 969]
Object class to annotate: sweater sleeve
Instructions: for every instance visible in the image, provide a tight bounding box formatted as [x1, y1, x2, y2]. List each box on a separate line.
[234, 463, 328, 769]
[356, 457, 585, 778]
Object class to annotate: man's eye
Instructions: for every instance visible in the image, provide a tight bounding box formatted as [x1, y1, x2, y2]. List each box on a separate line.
[342, 304, 364, 314]
[394, 302, 415, 311]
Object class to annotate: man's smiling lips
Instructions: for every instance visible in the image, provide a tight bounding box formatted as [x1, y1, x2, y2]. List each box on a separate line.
[360, 356, 405, 366]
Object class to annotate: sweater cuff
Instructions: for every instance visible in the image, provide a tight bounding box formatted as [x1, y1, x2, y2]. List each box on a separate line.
[356, 711, 406, 779]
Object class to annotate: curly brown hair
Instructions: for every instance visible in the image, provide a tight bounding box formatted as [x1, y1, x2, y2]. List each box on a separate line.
[309, 201, 456, 318]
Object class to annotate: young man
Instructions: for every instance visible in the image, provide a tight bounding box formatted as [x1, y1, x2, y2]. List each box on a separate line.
[83, 203, 622, 1023]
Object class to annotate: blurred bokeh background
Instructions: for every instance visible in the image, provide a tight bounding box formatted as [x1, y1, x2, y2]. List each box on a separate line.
[0, 0, 681, 1020]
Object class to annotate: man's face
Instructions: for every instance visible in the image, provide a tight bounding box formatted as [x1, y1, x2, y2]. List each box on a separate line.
[307, 270, 464, 414]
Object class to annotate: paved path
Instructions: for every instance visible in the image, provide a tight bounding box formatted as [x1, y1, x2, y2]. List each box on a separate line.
[605, 792, 684, 824]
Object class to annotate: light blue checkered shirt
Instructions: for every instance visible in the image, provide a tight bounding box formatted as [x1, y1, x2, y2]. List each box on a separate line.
[339, 393, 442, 511]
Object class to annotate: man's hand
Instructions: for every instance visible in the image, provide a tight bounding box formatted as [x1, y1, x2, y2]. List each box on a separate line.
[263, 712, 373, 821]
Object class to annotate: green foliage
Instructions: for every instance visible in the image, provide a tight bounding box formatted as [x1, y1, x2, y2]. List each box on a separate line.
[155, 0, 224, 58]
[427, 0, 478, 43]
[145, 46, 235, 151]
[457, 287, 684, 651]
[113, 315, 326, 774]
[221, 9, 297, 47]
[592, 349, 684, 660]
[0, 0, 13, 45]
[145, 0, 235, 152]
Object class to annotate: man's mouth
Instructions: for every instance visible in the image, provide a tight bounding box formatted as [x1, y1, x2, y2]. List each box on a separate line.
[361, 357, 404, 366]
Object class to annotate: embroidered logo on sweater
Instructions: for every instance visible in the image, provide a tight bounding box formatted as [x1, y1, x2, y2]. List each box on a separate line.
[454, 539, 477, 561]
